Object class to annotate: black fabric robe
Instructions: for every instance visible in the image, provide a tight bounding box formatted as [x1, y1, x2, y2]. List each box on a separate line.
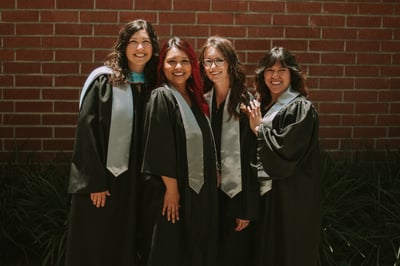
[66, 74, 145, 266]
[209, 96, 259, 266]
[139, 86, 219, 266]
[255, 96, 322, 266]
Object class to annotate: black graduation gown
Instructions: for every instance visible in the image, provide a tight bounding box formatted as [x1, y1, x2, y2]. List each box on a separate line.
[66, 75, 145, 266]
[139, 86, 219, 266]
[210, 98, 259, 266]
[255, 96, 322, 266]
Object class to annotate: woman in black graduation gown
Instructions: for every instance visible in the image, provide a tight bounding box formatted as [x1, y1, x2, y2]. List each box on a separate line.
[199, 36, 259, 266]
[243, 46, 322, 266]
[139, 37, 219, 266]
[65, 20, 159, 266]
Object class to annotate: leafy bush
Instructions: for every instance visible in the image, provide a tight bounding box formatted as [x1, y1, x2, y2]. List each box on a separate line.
[1, 151, 399, 265]
[0, 158, 70, 266]
[319, 151, 400, 266]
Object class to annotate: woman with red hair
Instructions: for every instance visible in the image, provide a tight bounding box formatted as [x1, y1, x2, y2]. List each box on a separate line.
[139, 37, 219, 266]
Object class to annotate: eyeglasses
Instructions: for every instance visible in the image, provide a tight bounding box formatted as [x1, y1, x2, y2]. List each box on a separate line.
[127, 40, 152, 48]
[202, 58, 225, 67]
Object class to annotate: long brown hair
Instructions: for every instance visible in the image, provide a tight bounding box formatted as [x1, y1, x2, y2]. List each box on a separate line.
[104, 19, 159, 90]
[255, 46, 308, 107]
[199, 36, 248, 120]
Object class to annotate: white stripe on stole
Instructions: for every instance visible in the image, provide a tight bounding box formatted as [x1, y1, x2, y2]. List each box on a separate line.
[166, 84, 204, 194]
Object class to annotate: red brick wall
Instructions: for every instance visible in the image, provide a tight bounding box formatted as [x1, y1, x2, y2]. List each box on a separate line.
[1, 0, 399, 161]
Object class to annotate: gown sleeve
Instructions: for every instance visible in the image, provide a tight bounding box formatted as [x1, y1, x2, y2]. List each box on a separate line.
[257, 98, 319, 179]
[68, 75, 112, 194]
[141, 87, 179, 179]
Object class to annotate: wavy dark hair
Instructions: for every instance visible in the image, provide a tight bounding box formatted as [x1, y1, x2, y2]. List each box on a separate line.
[199, 36, 249, 120]
[255, 46, 308, 107]
[104, 19, 159, 90]
[157, 36, 209, 116]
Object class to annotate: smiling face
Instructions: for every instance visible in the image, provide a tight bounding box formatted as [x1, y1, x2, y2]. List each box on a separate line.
[263, 62, 291, 100]
[163, 47, 192, 90]
[202, 46, 229, 86]
[125, 29, 153, 72]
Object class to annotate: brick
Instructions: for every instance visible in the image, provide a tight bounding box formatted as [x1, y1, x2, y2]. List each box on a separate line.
[322, 28, 357, 39]
[383, 16, 400, 28]
[42, 37, 80, 48]
[4, 139, 42, 150]
[3, 37, 42, 48]
[381, 66, 400, 76]
[318, 102, 354, 114]
[0, 23, 15, 35]
[81, 37, 115, 48]
[382, 41, 400, 52]
[18, 0, 55, 9]
[309, 40, 345, 51]
[56, 24, 93, 35]
[80, 11, 118, 23]
[0, 101, 14, 112]
[119, 13, 157, 24]
[319, 127, 352, 138]
[347, 41, 381, 52]
[16, 102, 53, 113]
[0, 127, 13, 138]
[354, 127, 387, 138]
[15, 127, 53, 138]
[323, 3, 358, 14]
[310, 15, 345, 27]
[41, 11, 79, 22]
[43, 139, 75, 150]
[209, 26, 246, 38]
[16, 50, 53, 61]
[159, 12, 196, 24]
[55, 76, 88, 87]
[236, 13, 271, 25]
[174, 0, 210, 11]
[345, 66, 379, 77]
[355, 78, 390, 90]
[379, 91, 400, 101]
[271, 40, 308, 51]
[4, 114, 41, 125]
[358, 3, 394, 15]
[42, 114, 77, 125]
[96, 0, 133, 9]
[347, 16, 381, 28]
[309, 65, 344, 76]
[318, 114, 341, 126]
[357, 53, 391, 65]
[55, 127, 76, 138]
[3, 88, 41, 100]
[356, 103, 389, 114]
[42, 63, 80, 74]
[376, 139, 400, 149]
[212, 1, 247, 12]
[287, 2, 322, 13]
[273, 15, 308, 26]
[286, 27, 320, 39]
[172, 25, 209, 37]
[311, 90, 342, 101]
[2, 11, 39, 22]
[57, 0, 93, 9]
[55, 50, 93, 61]
[343, 91, 378, 101]
[249, 1, 285, 13]
[248, 27, 284, 39]
[135, 0, 172, 10]
[55, 102, 79, 113]
[321, 53, 356, 64]
[0, 0, 14, 8]
[198, 13, 234, 25]
[42, 89, 78, 100]
[377, 114, 400, 126]
[342, 115, 376, 126]
[16, 76, 52, 87]
[358, 29, 393, 40]
[3, 62, 41, 74]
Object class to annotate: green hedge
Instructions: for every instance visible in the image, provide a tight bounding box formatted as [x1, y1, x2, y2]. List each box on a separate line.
[1, 151, 399, 266]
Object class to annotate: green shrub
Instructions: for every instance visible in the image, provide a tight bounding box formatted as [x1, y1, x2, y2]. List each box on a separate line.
[0, 158, 70, 266]
[1, 151, 399, 265]
[319, 151, 400, 266]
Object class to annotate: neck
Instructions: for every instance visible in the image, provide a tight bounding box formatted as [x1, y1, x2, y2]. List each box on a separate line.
[128, 64, 145, 73]
[214, 82, 230, 108]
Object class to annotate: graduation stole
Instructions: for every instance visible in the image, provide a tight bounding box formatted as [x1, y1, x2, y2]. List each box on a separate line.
[166, 84, 204, 194]
[258, 86, 300, 196]
[79, 66, 133, 177]
[205, 89, 242, 198]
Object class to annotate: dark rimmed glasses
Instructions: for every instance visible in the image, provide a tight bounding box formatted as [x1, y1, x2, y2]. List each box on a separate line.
[202, 58, 225, 67]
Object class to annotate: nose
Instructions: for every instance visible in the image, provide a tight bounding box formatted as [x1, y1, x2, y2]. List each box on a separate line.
[136, 43, 144, 49]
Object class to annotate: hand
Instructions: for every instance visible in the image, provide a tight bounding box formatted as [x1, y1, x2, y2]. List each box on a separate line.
[161, 176, 180, 223]
[242, 99, 263, 135]
[234, 218, 250, 232]
[90, 190, 111, 208]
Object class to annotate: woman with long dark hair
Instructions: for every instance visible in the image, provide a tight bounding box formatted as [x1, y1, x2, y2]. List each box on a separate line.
[65, 19, 159, 266]
[243, 46, 321, 266]
[199, 36, 259, 266]
[139, 37, 219, 266]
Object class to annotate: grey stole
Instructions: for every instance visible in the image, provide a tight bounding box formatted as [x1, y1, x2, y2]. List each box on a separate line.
[258, 86, 300, 195]
[166, 84, 204, 194]
[205, 89, 242, 198]
[79, 66, 133, 177]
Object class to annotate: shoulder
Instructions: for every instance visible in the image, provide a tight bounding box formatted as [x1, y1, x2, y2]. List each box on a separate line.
[278, 96, 318, 122]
